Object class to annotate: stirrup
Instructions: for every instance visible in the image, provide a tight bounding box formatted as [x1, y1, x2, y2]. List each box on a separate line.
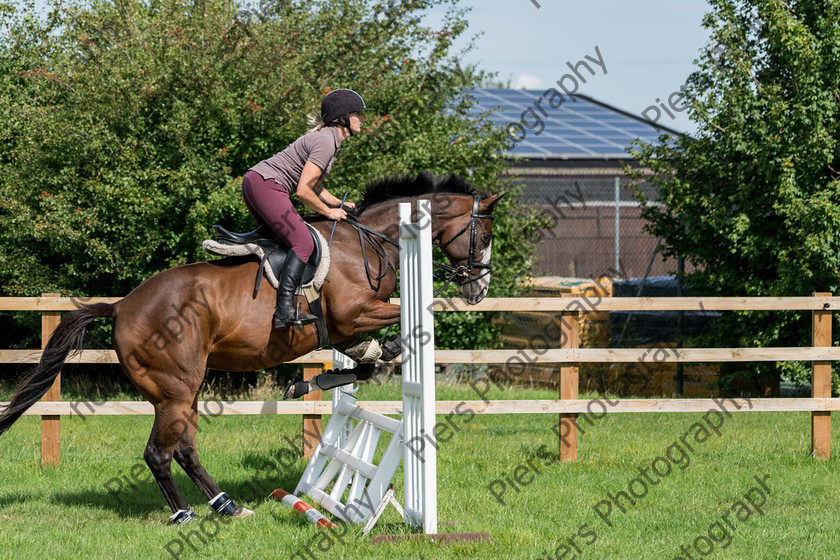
[273, 312, 317, 329]
[273, 301, 317, 329]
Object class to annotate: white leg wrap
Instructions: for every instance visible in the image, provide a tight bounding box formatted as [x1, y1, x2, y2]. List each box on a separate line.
[344, 339, 382, 363]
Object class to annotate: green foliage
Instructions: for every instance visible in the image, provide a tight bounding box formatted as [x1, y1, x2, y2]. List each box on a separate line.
[628, 0, 840, 389]
[0, 0, 543, 350]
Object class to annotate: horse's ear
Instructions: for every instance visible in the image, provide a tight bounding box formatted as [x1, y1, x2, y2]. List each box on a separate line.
[483, 193, 506, 211]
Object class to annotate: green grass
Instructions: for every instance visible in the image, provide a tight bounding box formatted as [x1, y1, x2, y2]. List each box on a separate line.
[2, 381, 840, 559]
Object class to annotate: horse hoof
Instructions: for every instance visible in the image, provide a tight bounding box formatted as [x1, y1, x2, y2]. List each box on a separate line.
[283, 379, 309, 400]
[380, 336, 402, 362]
[233, 506, 254, 518]
[170, 509, 198, 525]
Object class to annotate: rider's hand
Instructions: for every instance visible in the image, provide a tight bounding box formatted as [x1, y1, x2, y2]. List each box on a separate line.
[343, 201, 356, 209]
[325, 207, 347, 221]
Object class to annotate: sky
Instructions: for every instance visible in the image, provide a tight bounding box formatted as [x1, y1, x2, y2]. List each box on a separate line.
[426, 0, 713, 133]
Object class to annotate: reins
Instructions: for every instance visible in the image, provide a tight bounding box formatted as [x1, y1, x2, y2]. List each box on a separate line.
[344, 215, 399, 289]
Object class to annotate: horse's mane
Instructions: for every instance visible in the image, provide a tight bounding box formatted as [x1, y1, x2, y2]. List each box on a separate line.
[356, 171, 485, 215]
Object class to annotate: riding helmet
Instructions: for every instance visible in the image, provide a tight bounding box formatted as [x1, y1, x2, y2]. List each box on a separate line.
[320, 89, 373, 130]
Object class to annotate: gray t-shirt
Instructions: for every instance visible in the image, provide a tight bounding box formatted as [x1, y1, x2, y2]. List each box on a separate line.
[250, 127, 340, 193]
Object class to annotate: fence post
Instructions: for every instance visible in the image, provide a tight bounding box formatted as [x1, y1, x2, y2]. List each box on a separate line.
[302, 363, 324, 460]
[559, 305, 580, 462]
[41, 293, 61, 466]
[812, 291, 832, 459]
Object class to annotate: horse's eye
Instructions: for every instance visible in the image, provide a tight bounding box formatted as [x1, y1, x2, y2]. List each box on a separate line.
[482, 233, 493, 243]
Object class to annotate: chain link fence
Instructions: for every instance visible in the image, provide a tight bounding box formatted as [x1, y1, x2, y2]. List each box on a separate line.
[496, 172, 778, 398]
[517, 175, 667, 280]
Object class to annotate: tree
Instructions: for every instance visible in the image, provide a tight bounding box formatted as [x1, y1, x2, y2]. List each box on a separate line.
[629, 0, 840, 390]
[0, 0, 544, 351]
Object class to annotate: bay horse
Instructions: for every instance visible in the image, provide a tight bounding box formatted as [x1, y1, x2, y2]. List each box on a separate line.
[0, 172, 502, 523]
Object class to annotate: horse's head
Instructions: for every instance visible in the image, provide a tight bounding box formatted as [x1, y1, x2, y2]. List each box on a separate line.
[354, 172, 505, 304]
[432, 192, 504, 305]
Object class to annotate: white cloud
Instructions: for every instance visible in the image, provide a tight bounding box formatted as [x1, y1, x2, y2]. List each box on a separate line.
[512, 74, 544, 90]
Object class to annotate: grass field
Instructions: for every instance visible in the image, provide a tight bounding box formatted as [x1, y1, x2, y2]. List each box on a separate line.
[2, 380, 840, 560]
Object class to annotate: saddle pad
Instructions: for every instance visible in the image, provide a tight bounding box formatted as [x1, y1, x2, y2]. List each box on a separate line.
[201, 225, 330, 292]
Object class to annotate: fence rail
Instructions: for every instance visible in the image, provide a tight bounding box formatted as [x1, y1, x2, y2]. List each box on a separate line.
[1, 294, 835, 465]
[16, 398, 840, 416]
[5, 347, 840, 364]
[3, 295, 839, 311]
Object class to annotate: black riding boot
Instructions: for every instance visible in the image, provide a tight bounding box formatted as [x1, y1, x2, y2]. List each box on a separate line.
[273, 252, 317, 329]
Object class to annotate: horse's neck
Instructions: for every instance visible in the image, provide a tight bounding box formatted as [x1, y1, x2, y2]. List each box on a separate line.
[359, 196, 439, 241]
[358, 204, 399, 241]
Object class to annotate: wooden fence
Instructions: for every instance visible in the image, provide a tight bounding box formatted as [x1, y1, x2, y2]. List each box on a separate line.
[1, 293, 837, 466]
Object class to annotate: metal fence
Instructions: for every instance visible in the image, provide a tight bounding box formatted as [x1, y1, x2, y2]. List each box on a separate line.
[506, 172, 737, 397]
[516, 175, 671, 280]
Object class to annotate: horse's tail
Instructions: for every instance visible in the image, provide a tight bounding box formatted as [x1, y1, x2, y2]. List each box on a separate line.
[0, 303, 115, 436]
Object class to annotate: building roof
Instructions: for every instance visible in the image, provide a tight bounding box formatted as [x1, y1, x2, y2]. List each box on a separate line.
[469, 88, 682, 160]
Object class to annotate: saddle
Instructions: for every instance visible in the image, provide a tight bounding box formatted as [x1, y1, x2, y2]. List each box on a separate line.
[202, 224, 332, 347]
[203, 224, 329, 294]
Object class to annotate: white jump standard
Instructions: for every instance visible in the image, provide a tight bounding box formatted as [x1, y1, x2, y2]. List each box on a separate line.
[270, 199, 437, 535]
[398, 198, 438, 534]
[270, 200, 489, 542]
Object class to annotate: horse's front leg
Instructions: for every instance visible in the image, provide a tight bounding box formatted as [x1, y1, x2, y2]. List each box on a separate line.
[348, 299, 414, 362]
[328, 298, 404, 363]
[351, 299, 401, 332]
[283, 300, 402, 400]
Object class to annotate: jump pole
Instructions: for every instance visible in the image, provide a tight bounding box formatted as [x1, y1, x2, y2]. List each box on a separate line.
[370, 201, 489, 543]
[398, 199, 437, 534]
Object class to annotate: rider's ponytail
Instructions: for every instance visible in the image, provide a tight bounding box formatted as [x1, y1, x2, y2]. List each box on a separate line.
[306, 112, 326, 133]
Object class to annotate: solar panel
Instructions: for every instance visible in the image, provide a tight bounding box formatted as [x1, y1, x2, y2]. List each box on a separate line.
[466, 88, 673, 159]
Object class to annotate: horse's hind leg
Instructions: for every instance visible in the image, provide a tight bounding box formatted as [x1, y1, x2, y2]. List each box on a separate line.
[172, 398, 253, 519]
[144, 399, 198, 523]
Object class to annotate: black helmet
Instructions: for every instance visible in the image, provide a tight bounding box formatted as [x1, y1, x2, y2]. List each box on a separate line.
[320, 89, 372, 133]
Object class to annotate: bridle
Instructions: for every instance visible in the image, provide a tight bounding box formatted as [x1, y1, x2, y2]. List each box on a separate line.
[432, 195, 494, 295]
[341, 195, 494, 295]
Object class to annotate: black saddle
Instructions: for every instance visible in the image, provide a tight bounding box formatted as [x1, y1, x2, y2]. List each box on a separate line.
[211, 223, 322, 290]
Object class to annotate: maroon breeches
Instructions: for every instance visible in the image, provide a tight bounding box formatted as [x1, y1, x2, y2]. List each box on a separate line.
[242, 170, 314, 262]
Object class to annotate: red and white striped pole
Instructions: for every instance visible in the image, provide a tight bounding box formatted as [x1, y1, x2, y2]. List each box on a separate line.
[270, 489, 336, 529]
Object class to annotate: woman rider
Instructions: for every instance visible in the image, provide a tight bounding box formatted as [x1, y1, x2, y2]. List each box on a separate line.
[242, 89, 371, 329]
